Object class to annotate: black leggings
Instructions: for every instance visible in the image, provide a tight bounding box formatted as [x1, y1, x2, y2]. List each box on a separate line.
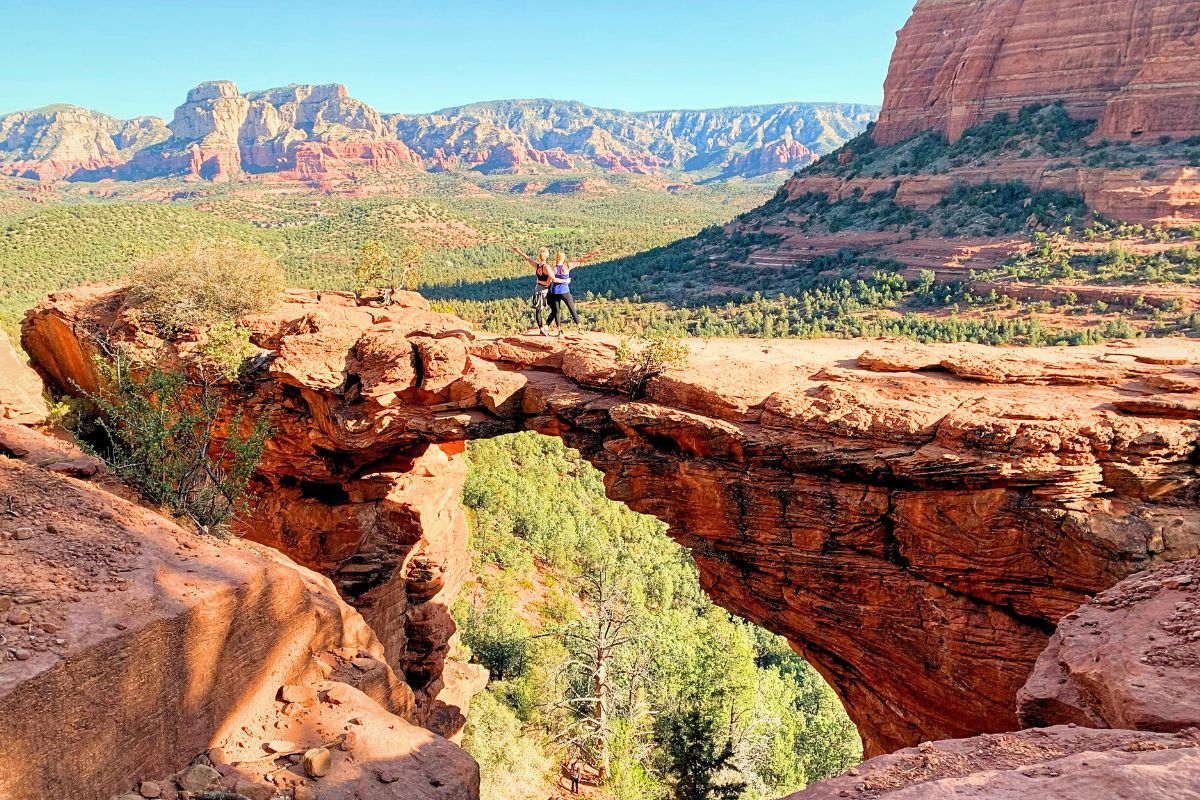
[547, 292, 578, 327]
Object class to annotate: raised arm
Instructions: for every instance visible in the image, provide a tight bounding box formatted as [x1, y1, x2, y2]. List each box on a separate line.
[573, 249, 602, 266]
[508, 243, 538, 268]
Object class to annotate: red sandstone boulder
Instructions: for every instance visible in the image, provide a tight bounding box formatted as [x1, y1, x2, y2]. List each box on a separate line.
[1018, 558, 1200, 733]
[785, 726, 1200, 799]
[0, 331, 47, 424]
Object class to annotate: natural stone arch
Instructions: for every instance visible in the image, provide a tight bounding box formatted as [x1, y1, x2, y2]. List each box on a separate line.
[23, 286, 1200, 755]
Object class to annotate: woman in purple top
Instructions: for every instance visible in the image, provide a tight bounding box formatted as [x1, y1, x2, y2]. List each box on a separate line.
[546, 248, 599, 335]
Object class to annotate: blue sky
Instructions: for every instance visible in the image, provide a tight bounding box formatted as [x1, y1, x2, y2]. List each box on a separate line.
[2, 1, 913, 118]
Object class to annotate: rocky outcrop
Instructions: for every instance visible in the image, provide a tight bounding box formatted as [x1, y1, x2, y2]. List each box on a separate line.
[716, 138, 817, 180]
[118, 81, 423, 183]
[23, 287, 1200, 758]
[0, 331, 47, 424]
[1018, 557, 1200, 733]
[782, 160, 1200, 226]
[785, 726, 1200, 799]
[789, 555, 1200, 798]
[874, 0, 1200, 145]
[0, 339, 478, 799]
[0, 428, 477, 800]
[0, 105, 168, 180]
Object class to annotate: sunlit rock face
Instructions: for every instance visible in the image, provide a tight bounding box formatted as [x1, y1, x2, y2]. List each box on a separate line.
[787, 558, 1200, 799]
[24, 286, 1200, 757]
[873, 0, 1200, 146]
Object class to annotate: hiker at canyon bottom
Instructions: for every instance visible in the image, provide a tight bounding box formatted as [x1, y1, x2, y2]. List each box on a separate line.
[569, 759, 582, 794]
[546, 248, 600, 335]
[510, 243, 554, 334]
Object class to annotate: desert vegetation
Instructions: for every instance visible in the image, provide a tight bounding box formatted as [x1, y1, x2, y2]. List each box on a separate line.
[456, 433, 861, 800]
[69, 246, 282, 533]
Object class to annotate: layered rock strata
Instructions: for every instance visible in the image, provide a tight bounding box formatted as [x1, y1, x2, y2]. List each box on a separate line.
[1, 88, 874, 182]
[789, 557, 1200, 798]
[0, 333, 478, 799]
[0, 431, 476, 800]
[23, 286, 1200, 757]
[1018, 557, 1200, 732]
[781, 161, 1200, 226]
[874, 0, 1200, 145]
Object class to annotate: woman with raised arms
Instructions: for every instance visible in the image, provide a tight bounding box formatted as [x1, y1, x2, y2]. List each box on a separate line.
[545, 248, 600, 335]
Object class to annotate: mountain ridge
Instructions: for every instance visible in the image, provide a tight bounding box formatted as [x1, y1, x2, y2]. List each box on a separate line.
[0, 83, 877, 184]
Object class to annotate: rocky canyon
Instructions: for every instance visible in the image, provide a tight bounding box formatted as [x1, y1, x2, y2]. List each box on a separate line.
[10, 283, 1200, 798]
[4, 0, 1200, 797]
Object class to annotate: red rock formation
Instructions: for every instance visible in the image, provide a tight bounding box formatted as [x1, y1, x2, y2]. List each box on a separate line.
[0, 430, 477, 800]
[0, 344, 478, 799]
[874, 0, 1200, 146]
[719, 139, 817, 178]
[23, 287, 1200, 758]
[1018, 558, 1200, 732]
[790, 556, 1200, 798]
[0, 331, 46, 424]
[784, 726, 1200, 799]
[782, 161, 1200, 226]
[591, 152, 667, 174]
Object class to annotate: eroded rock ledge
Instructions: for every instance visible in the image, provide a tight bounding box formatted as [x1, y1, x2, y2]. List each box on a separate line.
[22, 286, 1200, 757]
[0, 428, 476, 800]
[788, 557, 1200, 798]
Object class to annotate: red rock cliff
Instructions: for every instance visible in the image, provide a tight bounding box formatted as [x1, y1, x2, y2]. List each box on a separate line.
[22, 287, 1200, 758]
[0, 381, 478, 799]
[874, 0, 1200, 145]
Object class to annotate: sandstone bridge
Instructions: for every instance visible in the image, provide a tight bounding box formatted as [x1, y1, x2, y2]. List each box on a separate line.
[13, 286, 1200, 796]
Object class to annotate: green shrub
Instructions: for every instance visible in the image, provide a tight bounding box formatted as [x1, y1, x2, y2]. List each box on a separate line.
[616, 333, 691, 399]
[197, 321, 258, 381]
[461, 690, 554, 800]
[81, 349, 271, 534]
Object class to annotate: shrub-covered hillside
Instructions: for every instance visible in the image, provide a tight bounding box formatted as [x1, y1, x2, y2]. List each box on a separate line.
[456, 433, 861, 800]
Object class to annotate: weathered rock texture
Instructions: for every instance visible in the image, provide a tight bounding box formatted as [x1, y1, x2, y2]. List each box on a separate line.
[781, 159, 1200, 227]
[0, 425, 477, 800]
[0, 342, 479, 800]
[784, 726, 1200, 799]
[790, 556, 1200, 798]
[23, 286, 1200, 758]
[1018, 557, 1200, 733]
[874, 0, 1200, 146]
[0, 330, 47, 423]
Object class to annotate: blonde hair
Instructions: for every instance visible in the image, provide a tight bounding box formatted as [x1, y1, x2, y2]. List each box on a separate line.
[537, 247, 550, 263]
[555, 251, 567, 265]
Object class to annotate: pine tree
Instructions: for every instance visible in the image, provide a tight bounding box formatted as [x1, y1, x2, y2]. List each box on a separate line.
[658, 707, 746, 800]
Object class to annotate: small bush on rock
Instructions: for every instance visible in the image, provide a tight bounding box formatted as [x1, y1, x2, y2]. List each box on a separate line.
[197, 321, 259, 382]
[128, 241, 286, 332]
[616, 333, 690, 399]
[81, 348, 271, 534]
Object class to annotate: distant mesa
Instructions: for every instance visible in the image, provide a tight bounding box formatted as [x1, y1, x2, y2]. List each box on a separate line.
[0, 83, 877, 185]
